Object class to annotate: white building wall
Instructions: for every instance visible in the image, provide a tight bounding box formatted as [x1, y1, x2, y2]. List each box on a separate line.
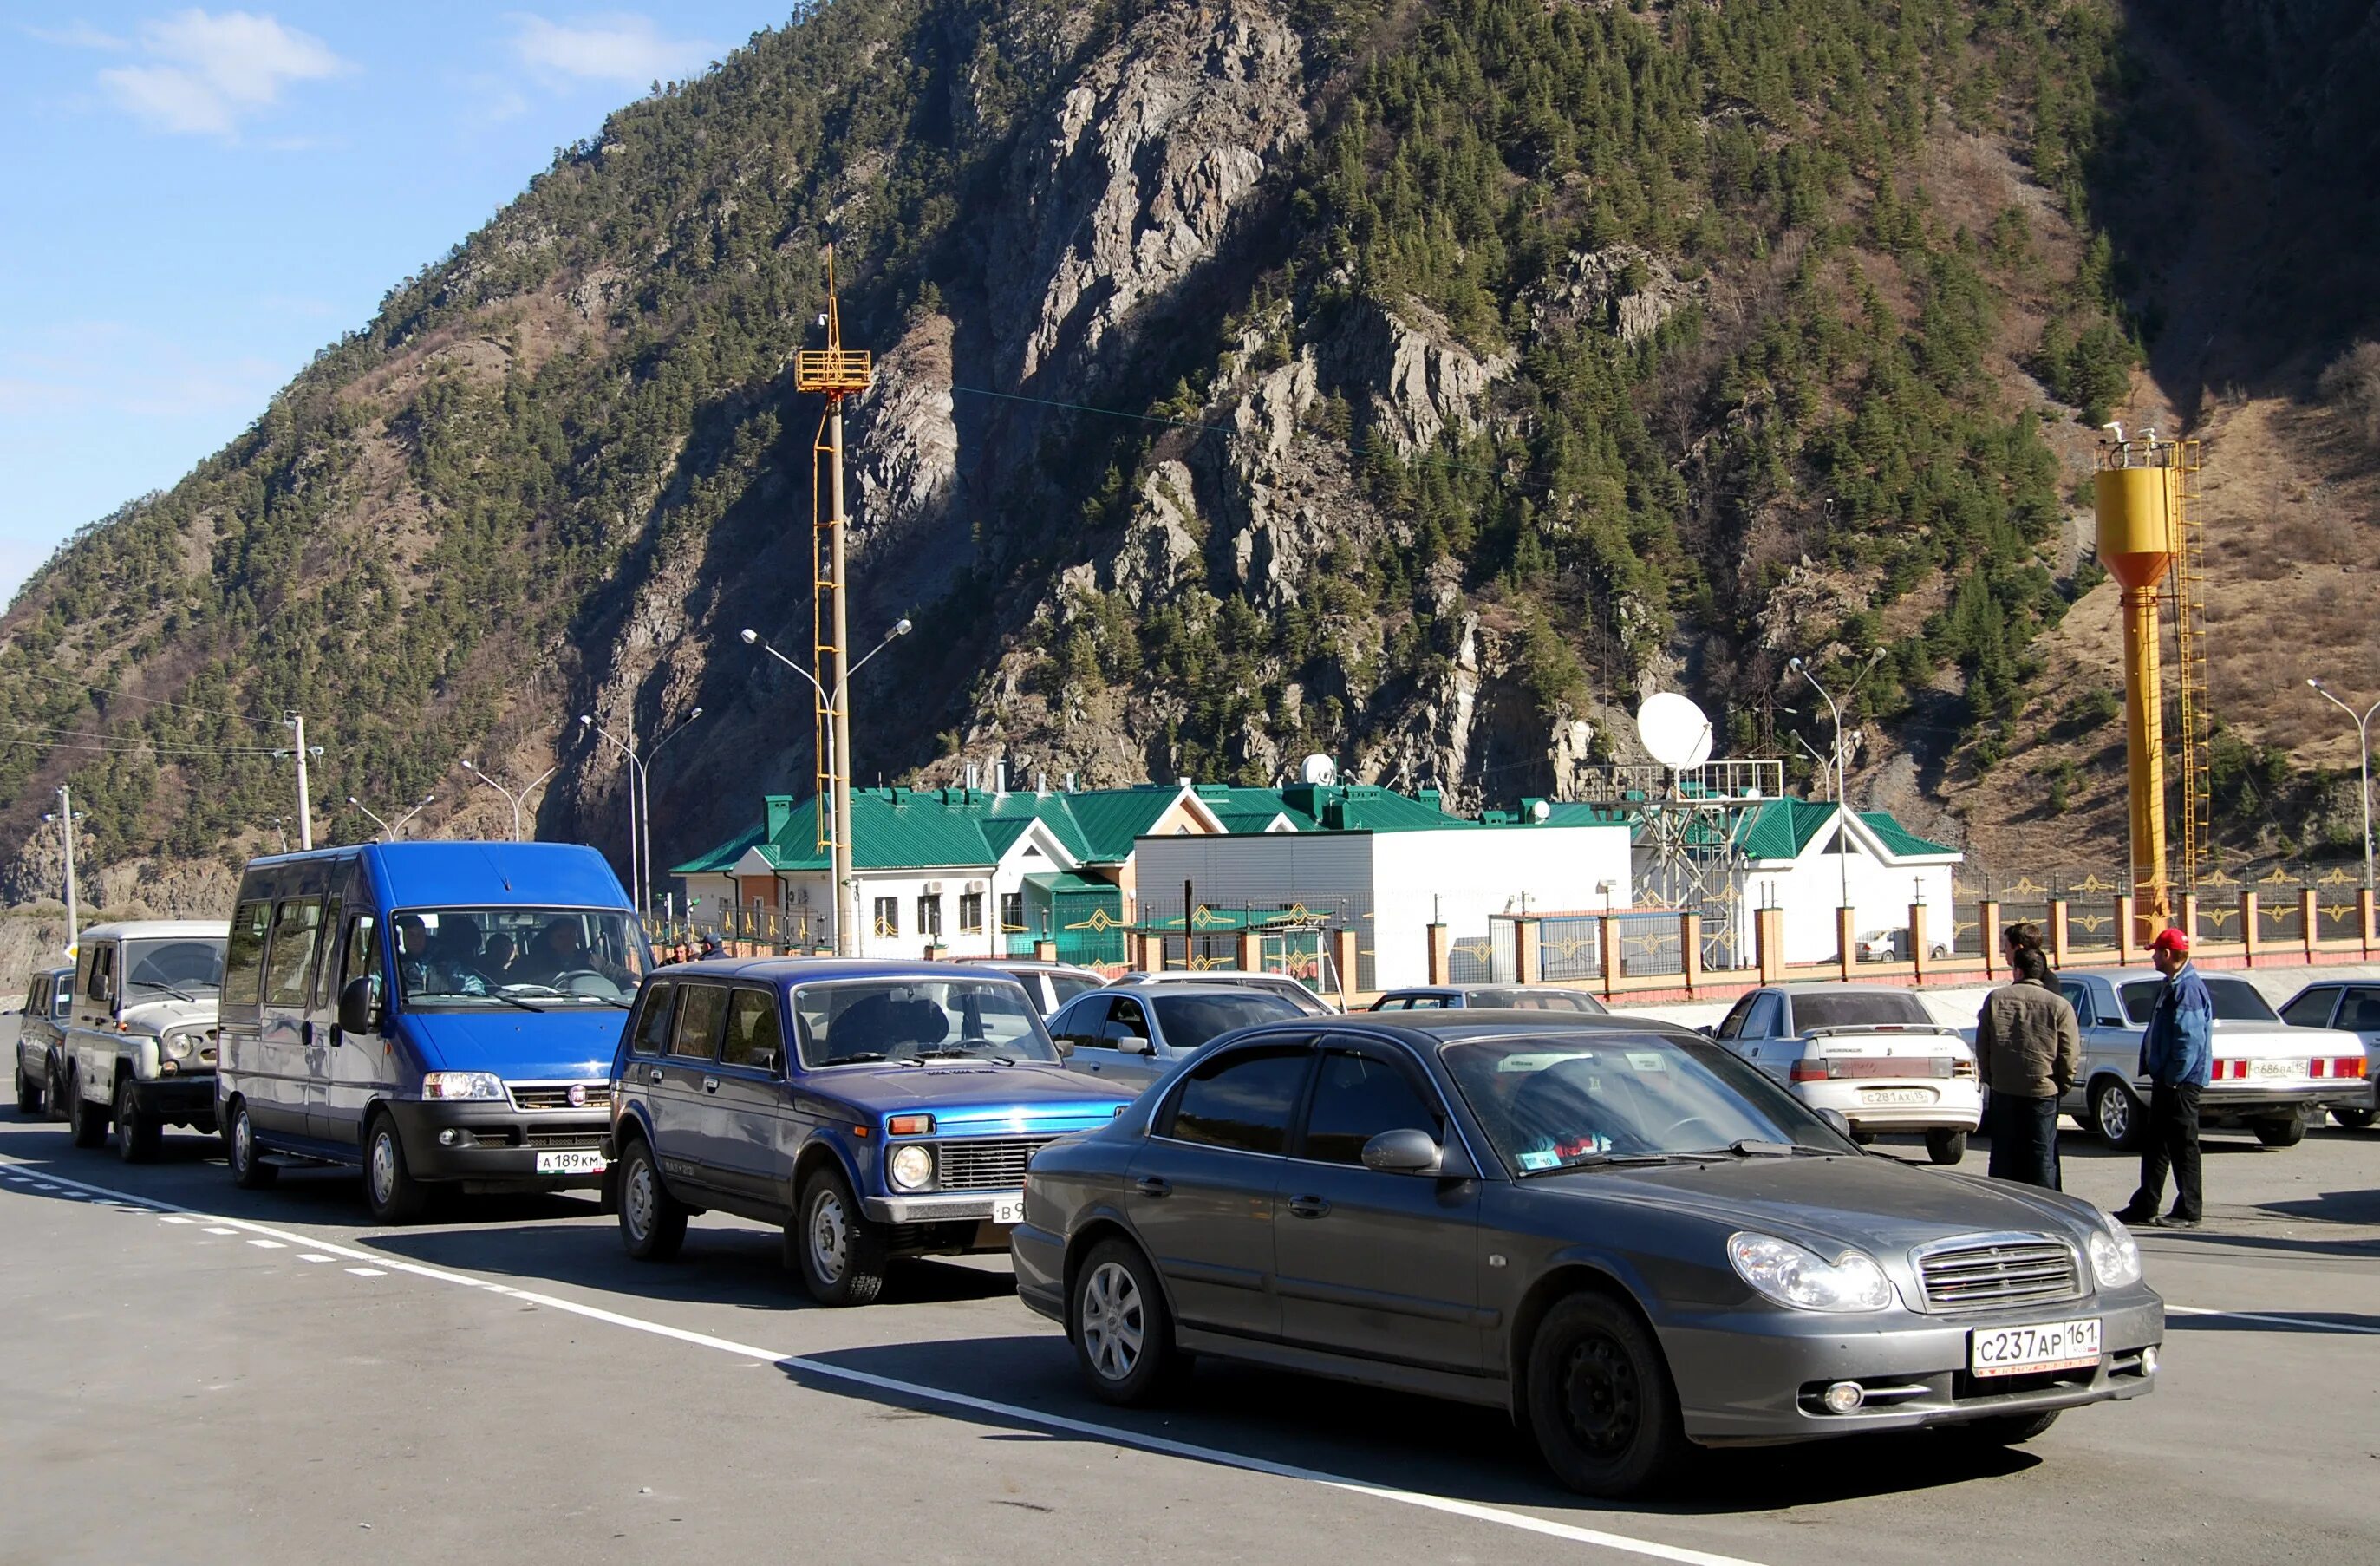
[1740, 850, 1961, 965]
[1369, 826, 1634, 990]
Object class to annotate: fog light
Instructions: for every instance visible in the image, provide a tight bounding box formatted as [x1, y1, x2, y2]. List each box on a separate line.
[1822, 1381, 1865, 1414]
[2141, 1346, 2159, 1376]
[438, 1129, 460, 1146]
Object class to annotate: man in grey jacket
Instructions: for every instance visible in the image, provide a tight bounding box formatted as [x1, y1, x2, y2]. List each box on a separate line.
[1974, 945, 2081, 1189]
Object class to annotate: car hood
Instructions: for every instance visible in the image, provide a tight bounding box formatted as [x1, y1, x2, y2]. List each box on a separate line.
[401, 1008, 626, 1080]
[120, 997, 219, 1031]
[803, 1059, 1130, 1129]
[1523, 1152, 2103, 1256]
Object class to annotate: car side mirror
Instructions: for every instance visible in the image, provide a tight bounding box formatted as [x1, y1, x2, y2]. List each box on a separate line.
[338, 976, 379, 1034]
[1118, 1035, 1155, 1056]
[1816, 1107, 1855, 1141]
[1052, 1036, 1074, 1058]
[1360, 1128, 1442, 1175]
[1696, 1024, 1715, 1039]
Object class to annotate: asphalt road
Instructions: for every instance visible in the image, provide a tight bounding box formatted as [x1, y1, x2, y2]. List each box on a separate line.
[0, 1108, 2373, 1566]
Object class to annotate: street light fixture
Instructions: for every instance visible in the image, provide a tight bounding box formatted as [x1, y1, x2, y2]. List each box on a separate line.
[2308, 677, 2379, 890]
[580, 707, 705, 920]
[460, 758, 562, 844]
[348, 793, 434, 843]
[740, 618, 912, 955]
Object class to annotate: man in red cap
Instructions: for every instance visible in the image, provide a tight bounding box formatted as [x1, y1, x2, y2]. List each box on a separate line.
[2114, 926, 2213, 1228]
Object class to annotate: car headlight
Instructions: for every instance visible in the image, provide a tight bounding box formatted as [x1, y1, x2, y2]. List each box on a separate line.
[2089, 1221, 2142, 1290]
[889, 1145, 935, 1191]
[162, 1032, 195, 1061]
[421, 1071, 507, 1101]
[1728, 1232, 1895, 1313]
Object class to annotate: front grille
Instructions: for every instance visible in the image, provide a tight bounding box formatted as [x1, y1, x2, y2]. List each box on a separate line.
[522, 1129, 604, 1149]
[1919, 1238, 2082, 1314]
[508, 1082, 610, 1112]
[933, 1136, 1055, 1191]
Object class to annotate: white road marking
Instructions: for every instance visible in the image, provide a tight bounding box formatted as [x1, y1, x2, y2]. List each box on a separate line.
[202, 1227, 237, 1236]
[159, 1216, 195, 1225]
[345, 1267, 386, 1277]
[2167, 1303, 2380, 1336]
[297, 1253, 333, 1263]
[245, 1239, 285, 1250]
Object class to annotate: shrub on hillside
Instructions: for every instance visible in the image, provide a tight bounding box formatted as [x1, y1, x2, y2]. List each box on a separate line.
[2317, 340, 2380, 446]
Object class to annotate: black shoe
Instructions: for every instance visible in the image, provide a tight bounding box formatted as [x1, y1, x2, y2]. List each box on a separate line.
[2149, 1213, 2201, 1230]
[2110, 1205, 2157, 1224]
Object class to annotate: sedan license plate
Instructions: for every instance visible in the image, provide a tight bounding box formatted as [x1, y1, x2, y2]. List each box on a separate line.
[989, 1196, 1024, 1226]
[1860, 1087, 1933, 1106]
[1971, 1317, 2101, 1377]
[534, 1149, 607, 1176]
[2251, 1059, 2297, 1079]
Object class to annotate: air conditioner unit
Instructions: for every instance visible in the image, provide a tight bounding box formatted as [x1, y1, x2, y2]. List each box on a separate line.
[923, 880, 943, 895]
[965, 879, 986, 893]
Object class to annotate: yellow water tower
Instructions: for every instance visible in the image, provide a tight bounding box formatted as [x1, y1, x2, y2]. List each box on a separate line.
[2094, 449, 2186, 937]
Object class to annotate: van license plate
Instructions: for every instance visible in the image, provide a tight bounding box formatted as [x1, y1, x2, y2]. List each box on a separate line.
[990, 1196, 1024, 1225]
[1971, 1316, 2101, 1377]
[535, 1149, 607, 1176]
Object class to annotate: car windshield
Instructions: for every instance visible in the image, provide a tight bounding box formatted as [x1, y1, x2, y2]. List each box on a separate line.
[124, 937, 226, 995]
[1050, 974, 1105, 1006]
[1443, 1034, 1855, 1173]
[2119, 975, 2279, 1025]
[394, 908, 648, 1007]
[1791, 992, 1933, 1030]
[1151, 992, 1301, 1050]
[791, 978, 1059, 1067]
[1468, 988, 1608, 1014]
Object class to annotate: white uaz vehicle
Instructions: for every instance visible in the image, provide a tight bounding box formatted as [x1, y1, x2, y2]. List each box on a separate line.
[60, 920, 230, 1160]
[1706, 983, 1981, 1163]
[2056, 969, 2368, 1149]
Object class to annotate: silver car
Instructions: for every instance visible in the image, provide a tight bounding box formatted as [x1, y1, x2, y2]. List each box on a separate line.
[1107, 969, 1338, 1015]
[10, 964, 75, 1117]
[2276, 981, 2380, 1128]
[1047, 982, 1306, 1092]
[948, 957, 1109, 1019]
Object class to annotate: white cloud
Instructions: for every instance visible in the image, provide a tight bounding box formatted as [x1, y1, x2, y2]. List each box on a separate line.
[23, 22, 131, 49]
[96, 10, 353, 138]
[509, 13, 716, 89]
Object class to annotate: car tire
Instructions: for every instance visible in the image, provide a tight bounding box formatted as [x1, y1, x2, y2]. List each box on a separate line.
[793, 1165, 887, 1307]
[1069, 1238, 1189, 1406]
[66, 1070, 108, 1148]
[2091, 1079, 2147, 1152]
[13, 1059, 40, 1115]
[1944, 1410, 2060, 1447]
[1924, 1128, 1967, 1165]
[2332, 1106, 2376, 1130]
[1525, 1289, 1691, 1499]
[224, 1097, 277, 1188]
[114, 1078, 160, 1164]
[616, 1136, 687, 1262]
[2253, 1115, 2306, 1149]
[362, 1110, 427, 1224]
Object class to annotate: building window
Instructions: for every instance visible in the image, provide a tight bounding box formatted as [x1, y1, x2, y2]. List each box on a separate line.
[872, 897, 899, 938]
[918, 894, 942, 940]
[960, 891, 984, 934]
[1000, 892, 1025, 934]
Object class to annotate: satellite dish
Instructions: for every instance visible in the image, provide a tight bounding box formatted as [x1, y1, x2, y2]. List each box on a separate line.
[1299, 754, 1338, 786]
[1530, 799, 1552, 823]
[1636, 692, 1715, 770]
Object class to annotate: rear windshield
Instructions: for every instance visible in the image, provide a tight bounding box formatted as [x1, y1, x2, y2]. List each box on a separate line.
[1790, 991, 1932, 1031]
[1468, 989, 1609, 1014]
[1050, 975, 1104, 1006]
[2120, 976, 2279, 1025]
[1151, 992, 1302, 1051]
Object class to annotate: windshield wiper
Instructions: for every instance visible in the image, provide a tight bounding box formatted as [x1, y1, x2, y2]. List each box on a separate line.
[1518, 1152, 1683, 1176]
[128, 979, 197, 1002]
[453, 990, 551, 1013]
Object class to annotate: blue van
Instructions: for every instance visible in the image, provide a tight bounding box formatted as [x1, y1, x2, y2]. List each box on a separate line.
[216, 841, 649, 1223]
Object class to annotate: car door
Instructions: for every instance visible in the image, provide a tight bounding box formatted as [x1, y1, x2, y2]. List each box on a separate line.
[1099, 995, 1169, 1092]
[648, 981, 728, 1193]
[258, 894, 328, 1139]
[1274, 1037, 1481, 1369]
[320, 909, 389, 1150]
[1732, 993, 1786, 1081]
[1049, 995, 1127, 1083]
[298, 889, 345, 1139]
[707, 986, 792, 1204]
[2057, 979, 2103, 1113]
[1128, 1037, 1318, 1341]
[20, 974, 51, 1082]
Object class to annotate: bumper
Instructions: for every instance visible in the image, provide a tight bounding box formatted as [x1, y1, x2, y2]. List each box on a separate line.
[131, 1073, 218, 1123]
[1011, 1218, 1068, 1325]
[860, 1188, 1024, 1225]
[384, 1099, 610, 1185]
[1665, 1289, 2163, 1445]
[1795, 1083, 1981, 1132]
[2197, 1086, 2362, 1118]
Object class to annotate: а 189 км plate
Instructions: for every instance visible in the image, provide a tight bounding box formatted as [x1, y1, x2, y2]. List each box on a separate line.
[535, 1148, 608, 1176]
[1971, 1316, 2100, 1377]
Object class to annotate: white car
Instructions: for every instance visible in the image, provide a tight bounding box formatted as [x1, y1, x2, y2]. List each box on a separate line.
[1105, 968, 1339, 1015]
[1706, 983, 1981, 1163]
[59, 920, 229, 1159]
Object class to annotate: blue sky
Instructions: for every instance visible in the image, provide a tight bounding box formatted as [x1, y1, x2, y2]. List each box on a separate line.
[2, 4, 800, 606]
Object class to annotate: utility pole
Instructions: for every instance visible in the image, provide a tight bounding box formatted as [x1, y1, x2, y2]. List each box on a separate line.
[283, 713, 316, 850]
[52, 786, 80, 952]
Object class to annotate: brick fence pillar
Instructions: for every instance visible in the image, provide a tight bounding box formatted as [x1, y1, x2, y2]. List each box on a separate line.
[1426, 923, 1450, 986]
[1513, 917, 1541, 985]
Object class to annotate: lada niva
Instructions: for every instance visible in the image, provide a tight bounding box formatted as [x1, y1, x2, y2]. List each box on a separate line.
[606, 957, 1131, 1305]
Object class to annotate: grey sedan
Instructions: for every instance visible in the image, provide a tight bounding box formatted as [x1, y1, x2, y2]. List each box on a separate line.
[1014, 1013, 2162, 1497]
[1047, 983, 1306, 1093]
[1371, 985, 1609, 1014]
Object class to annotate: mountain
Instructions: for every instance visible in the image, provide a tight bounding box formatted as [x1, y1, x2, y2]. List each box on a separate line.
[4, 0, 2377, 931]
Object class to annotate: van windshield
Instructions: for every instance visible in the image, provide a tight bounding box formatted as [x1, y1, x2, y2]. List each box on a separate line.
[125, 937, 226, 997]
[395, 908, 649, 1008]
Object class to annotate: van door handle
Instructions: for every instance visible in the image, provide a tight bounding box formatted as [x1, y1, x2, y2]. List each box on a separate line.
[702, 1076, 720, 1093]
[1287, 1195, 1331, 1219]
[300, 1021, 315, 1048]
[648, 1067, 664, 1085]
[1134, 1176, 1171, 1197]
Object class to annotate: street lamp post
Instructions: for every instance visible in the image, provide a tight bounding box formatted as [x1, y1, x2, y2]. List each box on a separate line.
[41, 786, 85, 953]
[1790, 656, 1857, 928]
[580, 708, 704, 921]
[349, 793, 434, 843]
[2309, 677, 2380, 890]
[460, 760, 561, 843]
[740, 618, 912, 955]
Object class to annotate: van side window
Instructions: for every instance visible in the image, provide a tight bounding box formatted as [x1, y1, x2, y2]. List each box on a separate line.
[632, 983, 676, 1056]
[310, 895, 344, 1008]
[340, 915, 381, 1009]
[264, 898, 325, 1008]
[225, 901, 271, 1006]
[670, 984, 727, 1060]
[722, 989, 784, 1074]
[85, 944, 115, 1004]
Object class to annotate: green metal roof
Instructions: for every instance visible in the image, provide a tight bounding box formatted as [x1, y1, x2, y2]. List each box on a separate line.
[1063, 786, 1189, 859]
[674, 821, 767, 875]
[1023, 870, 1119, 897]
[1859, 812, 1959, 858]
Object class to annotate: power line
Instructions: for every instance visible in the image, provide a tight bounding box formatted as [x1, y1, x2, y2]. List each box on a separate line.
[5, 665, 274, 728]
[0, 733, 279, 759]
[0, 717, 279, 754]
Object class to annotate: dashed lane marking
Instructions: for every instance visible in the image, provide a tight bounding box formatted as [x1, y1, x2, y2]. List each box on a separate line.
[201, 1226, 237, 1236]
[345, 1267, 386, 1277]
[246, 1238, 285, 1250]
[297, 1253, 333, 1263]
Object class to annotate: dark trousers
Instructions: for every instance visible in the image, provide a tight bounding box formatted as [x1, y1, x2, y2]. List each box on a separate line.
[1987, 1093, 2062, 1190]
[2129, 1081, 2203, 1221]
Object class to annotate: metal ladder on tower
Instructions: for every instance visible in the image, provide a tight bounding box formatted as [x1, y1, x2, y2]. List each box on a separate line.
[809, 408, 841, 855]
[2167, 438, 2211, 894]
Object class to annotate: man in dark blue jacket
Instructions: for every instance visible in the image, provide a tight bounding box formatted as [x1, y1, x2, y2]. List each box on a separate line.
[2114, 927, 2214, 1228]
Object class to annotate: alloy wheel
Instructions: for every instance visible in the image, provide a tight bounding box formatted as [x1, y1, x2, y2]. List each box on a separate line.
[1560, 1333, 1643, 1457]
[2098, 1085, 2132, 1144]
[1079, 1261, 1144, 1381]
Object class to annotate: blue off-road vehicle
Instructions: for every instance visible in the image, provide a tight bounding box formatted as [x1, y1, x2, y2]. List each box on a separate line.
[606, 957, 1131, 1304]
